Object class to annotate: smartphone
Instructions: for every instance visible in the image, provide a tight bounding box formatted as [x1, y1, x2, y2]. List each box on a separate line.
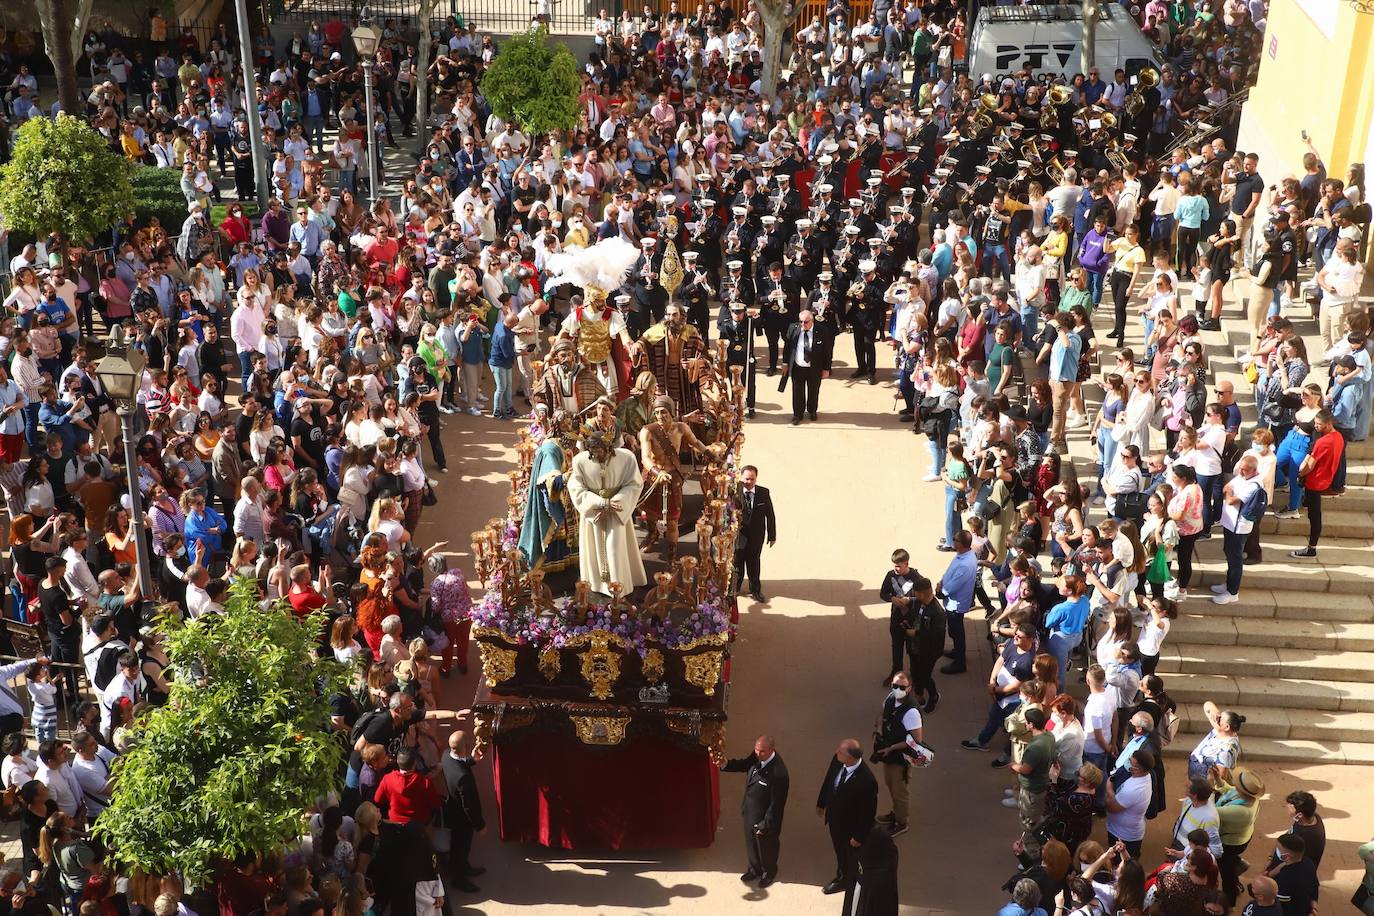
[1301, 130, 1309, 141]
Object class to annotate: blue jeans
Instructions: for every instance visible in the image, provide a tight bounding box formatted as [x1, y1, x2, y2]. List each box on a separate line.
[1048, 630, 1082, 693]
[1275, 429, 1311, 509]
[1095, 428, 1119, 496]
[1197, 472, 1222, 533]
[238, 351, 255, 393]
[491, 365, 513, 416]
[23, 403, 40, 449]
[1222, 527, 1246, 595]
[982, 243, 1010, 282]
[944, 485, 962, 546]
[927, 439, 946, 477]
[976, 698, 1019, 746]
[1083, 750, 1110, 808]
[1020, 303, 1040, 343]
[1086, 269, 1105, 306]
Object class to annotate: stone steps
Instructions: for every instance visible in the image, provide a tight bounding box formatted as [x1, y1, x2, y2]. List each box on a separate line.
[1164, 671, 1374, 714]
[1157, 642, 1374, 684]
[1168, 615, 1374, 652]
[1163, 731, 1374, 765]
[1177, 587, 1374, 623]
[1073, 263, 1374, 766]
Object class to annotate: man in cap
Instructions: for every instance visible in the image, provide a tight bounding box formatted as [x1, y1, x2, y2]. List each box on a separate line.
[680, 250, 715, 341]
[850, 260, 886, 383]
[758, 261, 800, 376]
[628, 236, 667, 337]
[718, 300, 759, 417]
[786, 218, 823, 290]
[723, 205, 757, 275]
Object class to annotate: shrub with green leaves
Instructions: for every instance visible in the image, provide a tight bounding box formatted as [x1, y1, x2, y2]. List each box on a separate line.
[0, 113, 135, 243]
[94, 580, 349, 884]
[131, 166, 193, 233]
[479, 26, 581, 136]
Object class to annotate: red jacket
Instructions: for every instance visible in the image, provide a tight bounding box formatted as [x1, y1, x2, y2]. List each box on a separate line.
[373, 769, 440, 825]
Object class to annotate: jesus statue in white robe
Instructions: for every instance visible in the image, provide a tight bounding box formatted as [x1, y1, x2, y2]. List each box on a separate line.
[566, 433, 648, 595]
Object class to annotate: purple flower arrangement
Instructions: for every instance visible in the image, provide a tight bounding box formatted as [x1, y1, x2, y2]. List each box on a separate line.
[471, 591, 734, 655]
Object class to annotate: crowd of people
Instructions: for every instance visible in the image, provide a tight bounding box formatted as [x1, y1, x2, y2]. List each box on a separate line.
[0, 0, 1372, 912]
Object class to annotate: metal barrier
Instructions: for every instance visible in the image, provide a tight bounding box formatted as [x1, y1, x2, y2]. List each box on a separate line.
[0, 646, 94, 742]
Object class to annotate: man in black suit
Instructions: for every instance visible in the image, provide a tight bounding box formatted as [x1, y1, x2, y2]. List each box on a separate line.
[732, 465, 776, 602]
[780, 309, 832, 425]
[721, 734, 790, 887]
[815, 738, 879, 896]
[439, 729, 486, 893]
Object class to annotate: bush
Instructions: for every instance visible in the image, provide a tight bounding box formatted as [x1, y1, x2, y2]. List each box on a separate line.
[131, 165, 191, 233]
[0, 114, 135, 244]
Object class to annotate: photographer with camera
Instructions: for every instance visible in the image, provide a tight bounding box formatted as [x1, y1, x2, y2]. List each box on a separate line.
[872, 671, 925, 839]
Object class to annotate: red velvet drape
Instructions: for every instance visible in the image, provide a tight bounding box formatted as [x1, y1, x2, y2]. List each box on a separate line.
[492, 730, 721, 849]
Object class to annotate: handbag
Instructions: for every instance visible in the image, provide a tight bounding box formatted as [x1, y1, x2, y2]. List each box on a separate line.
[1145, 545, 1172, 585]
[1243, 360, 1259, 385]
[1115, 490, 1149, 522]
[1353, 884, 1371, 909]
[422, 483, 438, 506]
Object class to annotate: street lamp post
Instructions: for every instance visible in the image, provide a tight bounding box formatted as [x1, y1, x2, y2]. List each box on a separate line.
[233, 0, 269, 207]
[94, 327, 153, 598]
[352, 18, 382, 203]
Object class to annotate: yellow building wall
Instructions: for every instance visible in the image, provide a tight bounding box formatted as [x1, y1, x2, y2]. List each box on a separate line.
[1237, 0, 1374, 192]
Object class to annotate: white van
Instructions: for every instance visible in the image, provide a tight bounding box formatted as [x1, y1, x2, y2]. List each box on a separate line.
[967, 5, 1164, 81]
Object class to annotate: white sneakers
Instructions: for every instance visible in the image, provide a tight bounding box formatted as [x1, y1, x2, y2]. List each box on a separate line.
[922, 473, 941, 482]
[1212, 592, 1239, 605]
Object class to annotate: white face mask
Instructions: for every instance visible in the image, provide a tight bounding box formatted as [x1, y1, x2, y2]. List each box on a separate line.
[890, 686, 908, 699]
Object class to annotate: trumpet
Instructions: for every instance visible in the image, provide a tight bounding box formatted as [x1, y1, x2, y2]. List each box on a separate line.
[848, 279, 867, 298]
[725, 225, 741, 253]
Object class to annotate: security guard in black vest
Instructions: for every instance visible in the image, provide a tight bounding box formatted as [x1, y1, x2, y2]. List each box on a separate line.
[872, 672, 924, 838]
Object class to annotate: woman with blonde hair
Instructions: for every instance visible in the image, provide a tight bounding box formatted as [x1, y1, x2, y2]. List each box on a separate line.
[368, 497, 410, 551]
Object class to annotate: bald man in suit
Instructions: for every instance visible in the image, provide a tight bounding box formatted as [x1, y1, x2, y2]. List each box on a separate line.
[815, 738, 879, 895]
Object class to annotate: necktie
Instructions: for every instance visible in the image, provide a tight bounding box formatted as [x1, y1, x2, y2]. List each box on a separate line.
[804, 330, 811, 361]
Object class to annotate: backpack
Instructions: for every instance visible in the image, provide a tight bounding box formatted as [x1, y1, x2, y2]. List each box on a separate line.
[349, 707, 387, 747]
[1240, 483, 1269, 523]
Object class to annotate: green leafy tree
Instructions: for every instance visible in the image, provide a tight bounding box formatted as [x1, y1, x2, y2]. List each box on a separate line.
[479, 26, 581, 136]
[0, 114, 135, 243]
[94, 580, 349, 884]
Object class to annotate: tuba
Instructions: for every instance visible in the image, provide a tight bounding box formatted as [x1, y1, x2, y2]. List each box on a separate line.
[1123, 67, 1158, 118]
[1041, 83, 1071, 129]
[1091, 111, 1118, 147]
[1104, 140, 1131, 172]
[1046, 156, 1066, 185]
